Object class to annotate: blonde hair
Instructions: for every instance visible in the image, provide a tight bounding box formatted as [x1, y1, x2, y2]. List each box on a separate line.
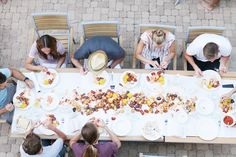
[152, 29, 166, 45]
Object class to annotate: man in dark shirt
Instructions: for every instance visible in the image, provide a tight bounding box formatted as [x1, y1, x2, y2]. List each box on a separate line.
[71, 36, 125, 73]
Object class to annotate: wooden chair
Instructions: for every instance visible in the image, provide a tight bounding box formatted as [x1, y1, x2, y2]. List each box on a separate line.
[80, 21, 122, 45]
[183, 26, 225, 70]
[0, 119, 6, 124]
[31, 13, 74, 64]
[132, 24, 177, 70]
[80, 21, 123, 66]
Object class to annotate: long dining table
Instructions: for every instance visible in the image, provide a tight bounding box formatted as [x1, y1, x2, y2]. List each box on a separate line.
[10, 68, 236, 144]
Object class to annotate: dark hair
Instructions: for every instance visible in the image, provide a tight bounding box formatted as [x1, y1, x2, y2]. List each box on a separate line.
[0, 72, 7, 84]
[36, 34, 63, 60]
[203, 42, 219, 60]
[81, 122, 99, 157]
[22, 133, 42, 155]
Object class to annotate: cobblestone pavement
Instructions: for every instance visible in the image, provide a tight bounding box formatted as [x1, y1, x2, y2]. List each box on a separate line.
[1, 0, 236, 156]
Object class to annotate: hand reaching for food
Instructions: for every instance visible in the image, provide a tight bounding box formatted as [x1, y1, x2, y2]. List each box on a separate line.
[94, 118, 106, 128]
[42, 118, 54, 129]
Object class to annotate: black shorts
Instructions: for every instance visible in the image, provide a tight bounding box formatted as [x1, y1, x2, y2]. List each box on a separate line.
[187, 56, 220, 71]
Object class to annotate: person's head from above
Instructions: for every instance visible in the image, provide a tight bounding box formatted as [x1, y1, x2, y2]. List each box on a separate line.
[81, 122, 99, 157]
[203, 42, 219, 62]
[88, 50, 108, 73]
[22, 133, 42, 155]
[0, 72, 7, 90]
[152, 29, 166, 48]
[36, 34, 61, 60]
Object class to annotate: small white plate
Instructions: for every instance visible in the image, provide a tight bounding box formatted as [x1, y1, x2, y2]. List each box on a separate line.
[200, 70, 221, 90]
[120, 71, 139, 89]
[40, 93, 59, 111]
[38, 69, 59, 89]
[112, 117, 131, 136]
[142, 121, 162, 141]
[88, 70, 110, 89]
[196, 98, 215, 115]
[13, 89, 34, 110]
[197, 117, 219, 141]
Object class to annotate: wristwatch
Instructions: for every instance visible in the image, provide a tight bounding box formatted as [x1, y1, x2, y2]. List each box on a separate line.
[23, 77, 29, 82]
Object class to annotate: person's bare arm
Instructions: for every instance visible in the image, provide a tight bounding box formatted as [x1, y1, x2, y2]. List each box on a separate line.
[56, 53, 66, 68]
[104, 125, 121, 148]
[9, 68, 34, 88]
[69, 132, 82, 148]
[24, 57, 44, 72]
[49, 126, 67, 141]
[0, 108, 8, 115]
[184, 52, 202, 76]
[166, 41, 176, 62]
[71, 53, 83, 69]
[135, 41, 159, 68]
[95, 119, 121, 148]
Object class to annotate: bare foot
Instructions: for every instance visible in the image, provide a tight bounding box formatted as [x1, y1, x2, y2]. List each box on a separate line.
[201, 0, 214, 11]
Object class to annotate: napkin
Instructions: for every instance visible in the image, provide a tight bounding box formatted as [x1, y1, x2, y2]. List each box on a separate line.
[29, 72, 41, 92]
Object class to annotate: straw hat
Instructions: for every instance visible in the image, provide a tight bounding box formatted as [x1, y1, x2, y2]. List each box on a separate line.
[88, 50, 108, 73]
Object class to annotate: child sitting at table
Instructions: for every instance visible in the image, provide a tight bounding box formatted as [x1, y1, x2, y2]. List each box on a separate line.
[69, 118, 121, 157]
[20, 118, 67, 157]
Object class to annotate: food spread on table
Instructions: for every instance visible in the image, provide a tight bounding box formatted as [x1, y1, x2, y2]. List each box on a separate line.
[146, 71, 165, 85]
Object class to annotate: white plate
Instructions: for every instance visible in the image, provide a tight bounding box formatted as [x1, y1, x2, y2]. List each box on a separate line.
[88, 70, 110, 89]
[197, 117, 219, 141]
[196, 98, 215, 115]
[38, 69, 59, 89]
[120, 71, 139, 89]
[40, 93, 59, 111]
[13, 89, 34, 110]
[142, 121, 162, 141]
[143, 72, 167, 92]
[112, 117, 131, 136]
[200, 70, 221, 90]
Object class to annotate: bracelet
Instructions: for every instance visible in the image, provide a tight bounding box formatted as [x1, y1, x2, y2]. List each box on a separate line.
[23, 77, 29, 82]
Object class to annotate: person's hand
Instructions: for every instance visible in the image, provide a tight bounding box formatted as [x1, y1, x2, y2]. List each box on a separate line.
[149, 60, 160, 68]
[94, 118, 106, 128]
[5, 103, 14, 112]
[160, 60, 169, 69]
[219, 64, 227, 76]
[42, 118, 54, 130]
[193, 66, 203, 77]
[39, 66, 48, 72]
[24, 79, 34, 89]
[79, 67, 88, 75]
[221, 92, 233, 100]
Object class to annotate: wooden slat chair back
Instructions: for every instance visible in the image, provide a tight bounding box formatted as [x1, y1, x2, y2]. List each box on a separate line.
[80, 21, 123, 66]
[132, 24, 177, 70]
[80, 21, 121, 45]
[31, 13, 73, 64]
[183, 26, 225, 70]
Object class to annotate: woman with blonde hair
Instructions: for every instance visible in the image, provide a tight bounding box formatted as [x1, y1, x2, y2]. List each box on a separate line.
[25, 34, 66, 71]
[135, 29, 176, 69]
[70, 118, 121, 157]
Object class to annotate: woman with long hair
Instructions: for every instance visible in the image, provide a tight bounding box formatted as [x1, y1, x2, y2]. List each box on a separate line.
[135, 29, 176, 69]
[25, 34, 66, 71]
[70, 118, 121, 157]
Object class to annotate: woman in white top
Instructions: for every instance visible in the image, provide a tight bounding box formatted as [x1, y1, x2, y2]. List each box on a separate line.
[184, 33, 232, 76]
[25, 35, 66, 71]
[135, 29, 176, 69]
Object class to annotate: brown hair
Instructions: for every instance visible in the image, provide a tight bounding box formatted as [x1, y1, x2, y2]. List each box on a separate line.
[203, 42, 219, 60]
[152, 29, 166, 45]
[22, 133, 42, 155]
[81, 122, 99, 157]
[36, 34, 63, 60]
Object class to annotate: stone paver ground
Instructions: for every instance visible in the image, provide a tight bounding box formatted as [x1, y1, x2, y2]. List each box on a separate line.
[1, 0, 236, 156]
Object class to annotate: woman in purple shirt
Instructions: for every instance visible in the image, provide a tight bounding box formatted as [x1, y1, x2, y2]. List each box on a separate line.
[69, 118, 121, 157]
[25, 35, 66, 71]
